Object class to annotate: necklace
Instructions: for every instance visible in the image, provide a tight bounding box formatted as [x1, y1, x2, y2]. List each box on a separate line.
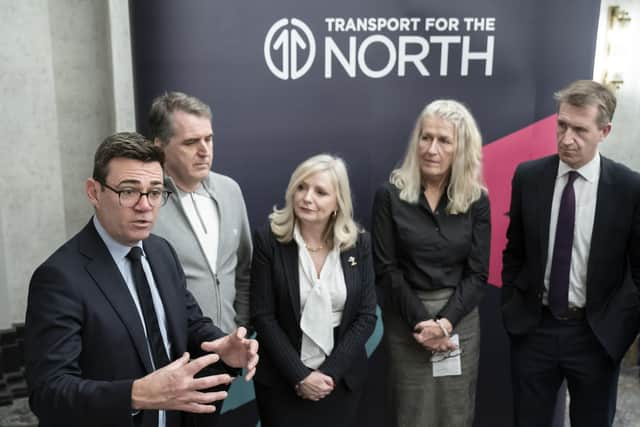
[304, 242, 324, 252]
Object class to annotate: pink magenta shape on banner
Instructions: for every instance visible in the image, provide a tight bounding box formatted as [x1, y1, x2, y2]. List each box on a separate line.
[483, 114, 558, 287]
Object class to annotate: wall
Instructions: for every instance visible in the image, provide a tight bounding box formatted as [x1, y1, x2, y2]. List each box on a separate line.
[0, 0, 134, 328]
[595, 0, 640, 168]
[0, 0, 67, 328]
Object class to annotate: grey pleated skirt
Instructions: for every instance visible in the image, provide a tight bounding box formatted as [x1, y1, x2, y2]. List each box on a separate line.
[384, 288, 480, 427]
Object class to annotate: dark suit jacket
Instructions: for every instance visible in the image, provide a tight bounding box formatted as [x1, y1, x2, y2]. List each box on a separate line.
[24, 221, 226, 427]
[502, 154, 640, 362]
[250, 226, 377, 391]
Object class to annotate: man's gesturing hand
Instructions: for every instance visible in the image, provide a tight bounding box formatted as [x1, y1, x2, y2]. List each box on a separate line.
[201, 327, 259, 381]
[131, 352, 232, 413]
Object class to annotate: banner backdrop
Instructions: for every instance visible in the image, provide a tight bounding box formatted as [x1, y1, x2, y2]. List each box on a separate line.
[131, 1, 600, 425]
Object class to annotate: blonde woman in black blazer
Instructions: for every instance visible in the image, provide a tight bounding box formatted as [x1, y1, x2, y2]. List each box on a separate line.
[250, 154, 377, 427]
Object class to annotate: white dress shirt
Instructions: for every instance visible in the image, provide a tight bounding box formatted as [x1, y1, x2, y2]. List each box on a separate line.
[543, 152, 600, 308]
[294, 225, 347, 369]
[93, 216, 170, 427]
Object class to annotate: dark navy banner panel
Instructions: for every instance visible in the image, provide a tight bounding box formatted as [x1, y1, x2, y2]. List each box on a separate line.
[131, 1, 599, 425]
[131, 0, 598, 229]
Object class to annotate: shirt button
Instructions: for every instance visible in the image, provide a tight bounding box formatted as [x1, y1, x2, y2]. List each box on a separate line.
[435, 227, 440, 232]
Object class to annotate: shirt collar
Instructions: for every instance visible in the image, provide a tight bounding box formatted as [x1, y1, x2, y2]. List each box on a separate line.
[165, 175, 213, 198]
[176, 183, 210, 202]
[557, 152, 600, 183]
[93, 215, 143, 261]
[293, 223, 304, 248]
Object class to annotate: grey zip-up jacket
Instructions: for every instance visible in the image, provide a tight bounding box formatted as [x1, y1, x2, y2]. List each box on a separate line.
[153, 172, 252, 333]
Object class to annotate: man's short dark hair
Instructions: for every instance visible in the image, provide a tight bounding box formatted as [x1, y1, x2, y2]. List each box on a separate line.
[92, 132, 164, 183]
[554, 80, 617, 128]
[148, 91, 212, 144]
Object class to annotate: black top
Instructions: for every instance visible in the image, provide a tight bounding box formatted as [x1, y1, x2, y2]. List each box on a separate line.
[372, 181, 491, 329]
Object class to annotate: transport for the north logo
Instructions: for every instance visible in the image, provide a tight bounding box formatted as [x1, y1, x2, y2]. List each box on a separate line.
[264, 16, 496, 80]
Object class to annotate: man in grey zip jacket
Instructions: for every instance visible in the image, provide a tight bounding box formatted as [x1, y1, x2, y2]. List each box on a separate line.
[149, 91, 252, 336]
[148, 92, 252, 427]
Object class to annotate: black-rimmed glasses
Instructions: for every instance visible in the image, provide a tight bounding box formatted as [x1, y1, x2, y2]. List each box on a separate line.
[100, 182, 172, 208]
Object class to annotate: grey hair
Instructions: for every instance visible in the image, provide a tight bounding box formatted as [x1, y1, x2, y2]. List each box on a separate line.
[148, 91, 212, 144]
[390, 99, 486, 214]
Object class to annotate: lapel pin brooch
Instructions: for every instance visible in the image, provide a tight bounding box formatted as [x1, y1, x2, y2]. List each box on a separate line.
[348, 256, 357, 266]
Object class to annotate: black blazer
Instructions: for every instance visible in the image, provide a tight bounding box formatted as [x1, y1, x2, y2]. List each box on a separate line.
[24, 221, 226, 427]
[250, 226, 377, 391]
[501, 155, 640, 362]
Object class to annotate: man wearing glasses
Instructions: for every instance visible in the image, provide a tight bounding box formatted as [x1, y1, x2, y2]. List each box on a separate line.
[24, 132, 259, 427]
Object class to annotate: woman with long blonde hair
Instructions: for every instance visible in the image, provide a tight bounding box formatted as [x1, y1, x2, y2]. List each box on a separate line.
[251, 154, 377, 427]
[372, 100, 491, 427]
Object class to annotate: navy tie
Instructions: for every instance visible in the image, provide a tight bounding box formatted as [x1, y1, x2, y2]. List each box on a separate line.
[548, 171, 579, 317]
[127, 247, 170, 369]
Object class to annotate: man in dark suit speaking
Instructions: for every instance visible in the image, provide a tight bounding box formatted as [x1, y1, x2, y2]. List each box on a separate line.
[502, 80, 640, 426]
[24, 132, 259, 427]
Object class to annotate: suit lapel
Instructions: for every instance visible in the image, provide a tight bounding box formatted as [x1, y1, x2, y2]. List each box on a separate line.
[339, 245, 358, 332]
[538, 156, 560, 265]
[79, 222, 154, 373]
[281, 241, 302, 320]
[586, 156, 614, 290]
[144, 238, 185, 359]
[281, 239, 359, 325]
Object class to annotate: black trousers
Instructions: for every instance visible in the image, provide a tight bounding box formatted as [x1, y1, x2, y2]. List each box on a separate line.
[509, 308, 620, 427]
[255, 378, 362, 427]
[183, 362, 233, 427]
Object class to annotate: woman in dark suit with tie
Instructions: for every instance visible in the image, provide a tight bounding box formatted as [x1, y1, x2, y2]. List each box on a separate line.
[250, 154, 377, 427]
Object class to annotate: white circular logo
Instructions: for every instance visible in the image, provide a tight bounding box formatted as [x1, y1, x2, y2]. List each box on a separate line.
[264, 18, 316, 80]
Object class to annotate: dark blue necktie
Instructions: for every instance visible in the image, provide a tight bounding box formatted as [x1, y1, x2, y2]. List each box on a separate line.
[548, 171, 579, 317]
[127, 247, 170, 369]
